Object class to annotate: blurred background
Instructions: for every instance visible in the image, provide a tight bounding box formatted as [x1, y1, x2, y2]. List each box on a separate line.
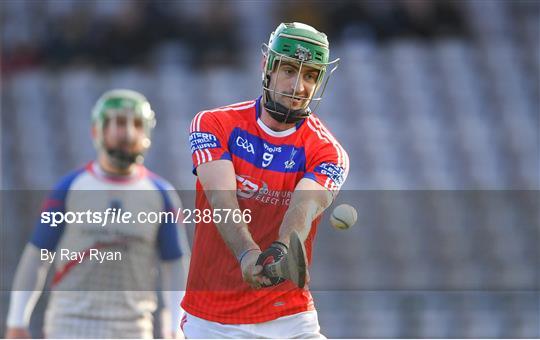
[1, 0, 538, 338]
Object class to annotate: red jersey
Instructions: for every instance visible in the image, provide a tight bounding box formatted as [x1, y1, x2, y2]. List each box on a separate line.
[182, 97, 349, 324]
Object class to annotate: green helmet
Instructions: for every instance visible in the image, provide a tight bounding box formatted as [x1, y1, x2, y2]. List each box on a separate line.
[91, 89, 156, 168]
[262, 22, 339, 123]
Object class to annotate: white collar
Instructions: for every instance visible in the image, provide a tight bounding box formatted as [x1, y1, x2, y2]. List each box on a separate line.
[257, 118, 297, 137]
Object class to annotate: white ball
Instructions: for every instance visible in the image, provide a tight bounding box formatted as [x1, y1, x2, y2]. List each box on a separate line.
[330, 204, 357, 230]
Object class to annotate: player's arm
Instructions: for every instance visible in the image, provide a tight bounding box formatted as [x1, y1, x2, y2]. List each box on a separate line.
[257, 141, 349, 285]
[159, 239, 189, 339]
[196, 160, 270, 288]
[155, 187, 191, 338]
[254, 178, 331, 287]
[277, 178, 333, 245]
[5, 244, 52, 338]
[277, 141, 349, 244]
[160, 258, 188, 339]
[6, 171, 76, 338]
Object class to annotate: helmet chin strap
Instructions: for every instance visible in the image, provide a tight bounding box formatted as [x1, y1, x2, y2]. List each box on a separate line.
[263, 90, 311, 124]
[105, 148, 142, 170]
[264, 100, 308, 124]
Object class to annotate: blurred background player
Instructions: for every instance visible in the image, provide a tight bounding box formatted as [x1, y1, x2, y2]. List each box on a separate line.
[184, 22, 348, 338]
[5, 89, 190, 339]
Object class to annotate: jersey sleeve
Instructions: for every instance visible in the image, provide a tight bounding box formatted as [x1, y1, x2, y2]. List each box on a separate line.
[189, 110, 231, 175]
[29, 168, 84, 251]
[304, 140, 349, 194]
[150, 176, 185, 261]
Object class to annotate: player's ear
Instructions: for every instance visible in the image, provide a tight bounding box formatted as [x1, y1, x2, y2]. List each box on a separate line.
[261, 56, 266, 71]
[91, 125, 97, 139]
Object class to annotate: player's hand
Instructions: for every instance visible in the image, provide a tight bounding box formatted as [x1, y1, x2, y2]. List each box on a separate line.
[240, 249, 271, 289]
[256, 241, 288, 286]
[5, 327, 30, 339]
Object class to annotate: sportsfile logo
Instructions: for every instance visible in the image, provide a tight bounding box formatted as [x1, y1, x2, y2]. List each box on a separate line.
[40, 207, 251, 227]
[315, 162, 346, 187]
[190, 132, 220, 152]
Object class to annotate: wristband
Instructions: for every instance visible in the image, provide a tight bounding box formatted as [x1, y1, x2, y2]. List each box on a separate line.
[237, 248, 259, 264]
[271, 241, 288, 251]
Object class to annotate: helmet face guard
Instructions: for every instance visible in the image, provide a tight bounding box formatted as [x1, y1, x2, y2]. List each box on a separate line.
[261, 23, 340, 124]
[91, 89, 156, 169]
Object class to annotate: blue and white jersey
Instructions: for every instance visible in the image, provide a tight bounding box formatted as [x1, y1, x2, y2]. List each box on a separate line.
[30, 161, 187, 338]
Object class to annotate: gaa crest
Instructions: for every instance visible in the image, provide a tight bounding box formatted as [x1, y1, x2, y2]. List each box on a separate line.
[294, 44, 312, 61]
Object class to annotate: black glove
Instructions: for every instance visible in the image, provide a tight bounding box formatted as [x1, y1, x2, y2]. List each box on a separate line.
[256, 241, 288, 286]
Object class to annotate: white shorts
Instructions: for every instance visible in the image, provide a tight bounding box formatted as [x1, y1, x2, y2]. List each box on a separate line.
[182, 310, 326, 339]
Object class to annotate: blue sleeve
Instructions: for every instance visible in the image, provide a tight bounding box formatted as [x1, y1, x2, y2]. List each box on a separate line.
[157, 217, 182, 260]
[150, 176, 183, 260]
[29, 168, 84, 251]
